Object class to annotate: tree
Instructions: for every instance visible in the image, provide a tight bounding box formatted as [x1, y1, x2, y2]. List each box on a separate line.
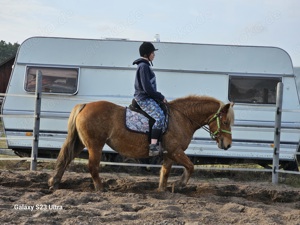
[0, 40, 20, 64]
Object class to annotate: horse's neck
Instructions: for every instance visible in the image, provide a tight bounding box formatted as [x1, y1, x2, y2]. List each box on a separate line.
[178, 100, 221, 129]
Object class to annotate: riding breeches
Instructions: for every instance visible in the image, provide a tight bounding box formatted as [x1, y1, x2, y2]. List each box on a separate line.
[135, 98, 165, 129]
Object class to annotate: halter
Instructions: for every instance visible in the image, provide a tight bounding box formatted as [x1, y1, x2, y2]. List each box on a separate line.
[168, 103, 232, 141]
[204, 107, 232, 140]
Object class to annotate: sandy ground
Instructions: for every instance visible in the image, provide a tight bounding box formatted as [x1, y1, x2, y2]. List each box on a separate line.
[0, 168, 300, 225]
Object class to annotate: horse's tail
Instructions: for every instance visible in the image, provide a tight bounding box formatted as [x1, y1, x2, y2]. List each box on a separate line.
[56, 103, 86, 170]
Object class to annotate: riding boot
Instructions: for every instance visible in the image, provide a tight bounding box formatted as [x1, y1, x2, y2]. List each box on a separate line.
[149, 129, 162, 157]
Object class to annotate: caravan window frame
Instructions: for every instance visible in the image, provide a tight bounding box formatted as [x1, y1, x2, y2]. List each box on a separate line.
[228, 75, 282, 104]
[24, 66, 79, 95]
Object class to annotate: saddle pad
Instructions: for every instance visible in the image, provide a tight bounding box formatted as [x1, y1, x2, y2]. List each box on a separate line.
[125, 107, 150, 133]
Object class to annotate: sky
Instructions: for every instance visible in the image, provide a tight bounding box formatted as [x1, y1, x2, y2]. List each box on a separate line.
[1, 0, 300, 66]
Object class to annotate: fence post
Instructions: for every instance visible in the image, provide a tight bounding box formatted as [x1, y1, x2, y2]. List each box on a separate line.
[30, 70, 42, 170]
[272, 82, 283, 184]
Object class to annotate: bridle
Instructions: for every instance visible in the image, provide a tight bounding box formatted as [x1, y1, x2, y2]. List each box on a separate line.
[202, 106, 232, 140]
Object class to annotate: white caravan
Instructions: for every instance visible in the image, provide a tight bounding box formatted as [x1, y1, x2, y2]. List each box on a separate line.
[2, 37, 300, 169]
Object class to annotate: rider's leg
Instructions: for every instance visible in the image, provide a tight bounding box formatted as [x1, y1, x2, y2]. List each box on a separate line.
[149, 107, 165, 156]
[149, 128, 162, 156]
[135, 98, 165, 156]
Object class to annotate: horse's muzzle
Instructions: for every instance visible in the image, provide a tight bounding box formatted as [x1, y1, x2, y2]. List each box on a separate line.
[218, 139, 231, 150]
[223, 144, 231, 150]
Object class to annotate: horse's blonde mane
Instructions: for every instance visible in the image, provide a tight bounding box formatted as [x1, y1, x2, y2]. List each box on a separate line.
[226, 103, 235, 126]
[171, 95, 220, 104]
[170, 95, 234, 125]
[170, 95, 222, 110]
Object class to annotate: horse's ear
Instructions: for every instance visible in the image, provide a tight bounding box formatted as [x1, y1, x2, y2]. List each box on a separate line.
[221, 103, 233, 114]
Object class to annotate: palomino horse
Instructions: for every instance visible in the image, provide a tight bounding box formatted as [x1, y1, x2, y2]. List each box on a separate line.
[48, 95, 234, 191]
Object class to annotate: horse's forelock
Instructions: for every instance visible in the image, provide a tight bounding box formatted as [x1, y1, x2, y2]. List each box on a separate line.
[227, 107, 235, 126]
[219, 102, 234, 126]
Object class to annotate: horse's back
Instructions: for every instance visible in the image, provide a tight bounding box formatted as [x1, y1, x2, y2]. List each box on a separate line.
[85, 100, 121, 107]
[80, 100, 123, 118]
[75, 100, 124, 128]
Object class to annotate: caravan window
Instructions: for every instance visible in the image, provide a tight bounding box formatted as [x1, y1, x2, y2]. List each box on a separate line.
[25, 67, 79, 94]
[228, 76, 281, 104]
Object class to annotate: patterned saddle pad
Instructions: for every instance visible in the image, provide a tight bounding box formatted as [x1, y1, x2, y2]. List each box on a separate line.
[125, 107, 167, 134]
[125, 107, 151, 133]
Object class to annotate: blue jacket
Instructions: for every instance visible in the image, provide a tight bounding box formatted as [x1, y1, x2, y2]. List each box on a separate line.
[133, 58, 165, 102]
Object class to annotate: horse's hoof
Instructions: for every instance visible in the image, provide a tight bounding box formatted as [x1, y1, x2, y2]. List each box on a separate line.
[49, 183, 59, 192]
[49, 186, 56, 191]
[172, 181, 186, 193]
[157, 187, 166, 192]
[94, 188, 105, 192]
[49, 183, 60, 191]
[94, 185, 105, 192]
[48, 178, 59, 191]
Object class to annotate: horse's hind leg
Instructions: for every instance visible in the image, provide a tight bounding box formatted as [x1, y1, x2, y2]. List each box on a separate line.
[87, 145, 104, 191]
[48, 141, 84, 190]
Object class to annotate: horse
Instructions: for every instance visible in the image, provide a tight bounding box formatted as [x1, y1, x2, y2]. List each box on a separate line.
[48, 95, 234, 192]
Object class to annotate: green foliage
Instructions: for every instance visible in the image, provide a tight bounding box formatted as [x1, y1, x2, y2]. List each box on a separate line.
[0, 120, 7, 148]
[0, 40, 19, 64]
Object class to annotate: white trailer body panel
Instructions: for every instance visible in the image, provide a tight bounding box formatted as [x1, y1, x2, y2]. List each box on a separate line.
[2, 37, 300, 162]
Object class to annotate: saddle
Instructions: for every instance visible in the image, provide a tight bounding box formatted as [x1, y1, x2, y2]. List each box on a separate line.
[125, 99, 169, 142]
[129, 99, 156, 128]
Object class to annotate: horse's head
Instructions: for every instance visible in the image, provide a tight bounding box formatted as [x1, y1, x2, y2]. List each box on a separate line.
[207, 103, 234, 150]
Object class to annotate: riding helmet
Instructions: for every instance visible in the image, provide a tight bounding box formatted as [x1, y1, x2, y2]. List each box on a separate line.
[139, 42, 158, 57]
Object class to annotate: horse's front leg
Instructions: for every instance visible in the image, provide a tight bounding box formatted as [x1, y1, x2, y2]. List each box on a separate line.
[171, 149, 194, 189]
[158, 156, 173, 192]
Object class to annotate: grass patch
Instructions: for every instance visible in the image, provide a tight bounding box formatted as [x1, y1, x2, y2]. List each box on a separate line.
[279, 173, 300, 188]
[192, 164, 300, 187]
[0, 119, 8, 148]
[0, 155, 30, 171]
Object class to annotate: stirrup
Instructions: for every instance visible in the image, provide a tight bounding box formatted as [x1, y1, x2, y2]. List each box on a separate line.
[149, 144, 160, 157]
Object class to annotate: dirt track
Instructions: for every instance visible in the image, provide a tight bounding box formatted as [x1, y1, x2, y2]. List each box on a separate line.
[0, 169, 300, 225]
